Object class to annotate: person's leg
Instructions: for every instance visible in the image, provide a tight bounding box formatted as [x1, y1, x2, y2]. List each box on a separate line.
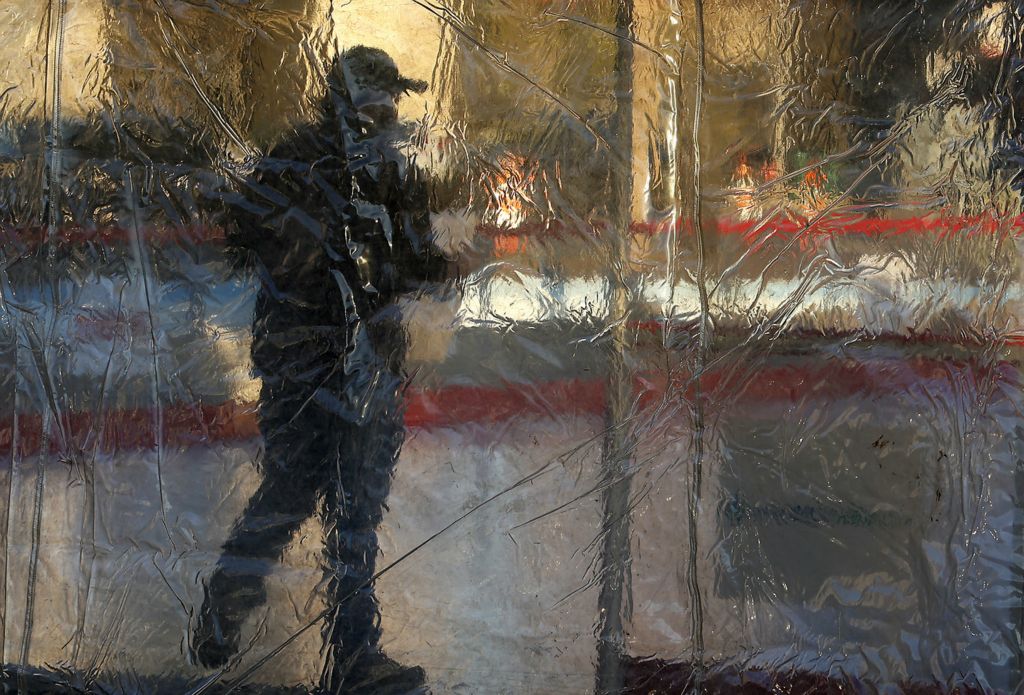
[191, 437, 328, 668]
[317, 322, 426, 693]
[193, 297, 341, 668]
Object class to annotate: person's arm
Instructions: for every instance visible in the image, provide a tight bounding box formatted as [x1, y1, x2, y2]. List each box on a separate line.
[388, 154, 479, 366]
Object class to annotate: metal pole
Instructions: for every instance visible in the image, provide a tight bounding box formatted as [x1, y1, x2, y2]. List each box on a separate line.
[595, 1, 636, 693]
[687, 1, 709, 688]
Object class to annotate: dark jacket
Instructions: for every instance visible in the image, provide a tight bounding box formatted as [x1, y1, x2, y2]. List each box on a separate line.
[225, 72, 449, 345]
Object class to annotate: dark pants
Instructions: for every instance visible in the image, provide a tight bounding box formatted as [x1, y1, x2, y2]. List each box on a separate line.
[198, 286, 407, 691]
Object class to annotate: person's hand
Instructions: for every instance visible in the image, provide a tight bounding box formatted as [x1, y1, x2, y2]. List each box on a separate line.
[400, 294, 461, 366]
[430, 207, 479, 259]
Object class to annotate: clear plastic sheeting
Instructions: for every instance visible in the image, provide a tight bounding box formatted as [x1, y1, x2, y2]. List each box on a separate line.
[0, 1, 1022, 693]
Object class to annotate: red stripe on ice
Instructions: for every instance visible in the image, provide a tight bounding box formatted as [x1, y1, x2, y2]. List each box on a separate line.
[0, 357, 1015, 457]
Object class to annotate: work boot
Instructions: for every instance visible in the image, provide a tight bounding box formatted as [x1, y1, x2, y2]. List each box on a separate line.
[319, 651, 428, 695]
[191, 570, 266, 668]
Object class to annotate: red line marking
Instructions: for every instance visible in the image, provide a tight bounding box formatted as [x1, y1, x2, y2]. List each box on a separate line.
[1, 357, 1015, 457]
[402, 378, 607, 430]
[622, 657, 997, 695]
[0, 400, 259, 459]
[4, 214, 1022, 251]
[1, 224, 226, 249]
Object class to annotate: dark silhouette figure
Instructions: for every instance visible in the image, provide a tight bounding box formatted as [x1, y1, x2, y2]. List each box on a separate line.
[191, 46, 447, 694]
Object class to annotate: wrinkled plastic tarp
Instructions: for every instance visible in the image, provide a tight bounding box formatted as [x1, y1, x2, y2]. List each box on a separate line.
[1, 1, 1023, 693]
